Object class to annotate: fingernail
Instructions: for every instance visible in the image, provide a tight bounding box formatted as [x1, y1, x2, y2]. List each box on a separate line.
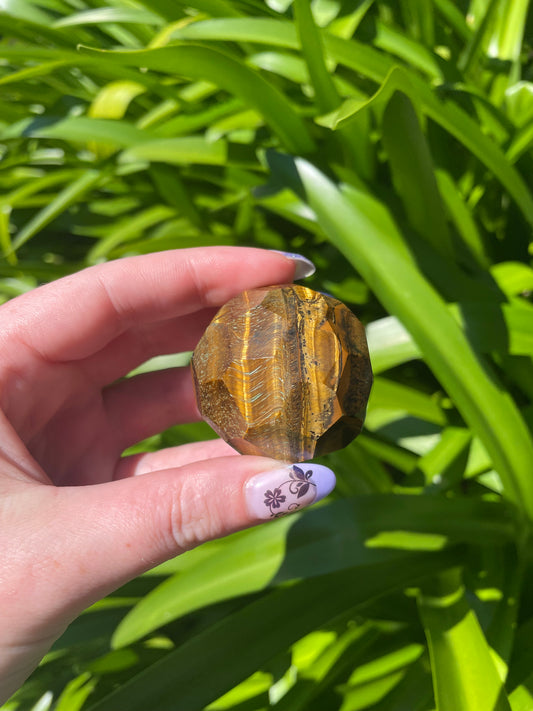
[270, 250, 316, 279]
[245, 463, 335, 520]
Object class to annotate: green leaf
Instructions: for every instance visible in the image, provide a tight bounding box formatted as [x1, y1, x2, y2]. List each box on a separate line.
[112, 516, 295, 648]
[2, 116, 154, 148]
[12, 169, 106, 252]
[88, 550, 458, 711]
[267, 152, 533, 518]
[382, 91, 454, 260]
[293, 0, 340, 113]
[457, 0, 500, 75]
[136, 0, 242, 20]
[169, 17, 396, 82]
[273, 624, 383, 711]
[370, 377, 446, 426]
[451, 301, 533, 358]
[399, 0, 435, 46]
[118, 136, 257, 168]
[0, 60, 72, 87]
[435, 169, 489, 269]
[433, 0, 471, 42]
[366, 315, 421, 373]
[78, 45, 315, 155]
[319, 66, 533, 230]
[53, 8, 166, 28]
[491, 262, 533, 298]
[114, 494, 516, 648]
[487, 0, 530, 104]
[54, 673, 97, 711]
[373, 20, 442, 79]
[1, 0, 55, 24]
[416, 427, 472, 488]
[418, 569, 512, 711]
[86, 205, 175, 263]
[510, 682, 533, 711]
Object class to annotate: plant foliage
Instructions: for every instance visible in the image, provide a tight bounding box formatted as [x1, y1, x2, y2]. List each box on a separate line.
[1, 1, 533, 710]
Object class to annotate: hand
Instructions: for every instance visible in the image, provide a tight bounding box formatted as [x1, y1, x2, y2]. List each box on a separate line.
[0, 247, 335, 702]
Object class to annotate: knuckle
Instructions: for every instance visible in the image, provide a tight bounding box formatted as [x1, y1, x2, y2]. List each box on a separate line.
[167, 475, 223, 552]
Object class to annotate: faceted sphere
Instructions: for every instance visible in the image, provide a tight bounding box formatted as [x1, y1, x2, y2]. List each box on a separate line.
[191, 285, 373, 461]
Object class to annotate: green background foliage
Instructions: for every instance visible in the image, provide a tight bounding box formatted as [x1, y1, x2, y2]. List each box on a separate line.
[1, 0, 533, 709]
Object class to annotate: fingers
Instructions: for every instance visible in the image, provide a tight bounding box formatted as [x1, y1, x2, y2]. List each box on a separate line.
[12, 457, 335, 630]
[83, 308, 217, 386]
[0, 248, 297, 364]
[114, 440, 238, 479]
[103, 367, 200, 450]
[1, 452, 334, 700]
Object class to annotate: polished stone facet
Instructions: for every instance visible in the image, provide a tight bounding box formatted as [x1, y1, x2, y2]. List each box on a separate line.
[191, 285, 373, 461]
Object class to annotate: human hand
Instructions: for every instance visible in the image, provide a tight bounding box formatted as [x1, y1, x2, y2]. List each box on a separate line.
[0, 247, 335, 702]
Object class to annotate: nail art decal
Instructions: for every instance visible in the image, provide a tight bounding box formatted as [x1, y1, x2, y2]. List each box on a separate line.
[246, 463, 336, 520]
[263, 465, 315, 517]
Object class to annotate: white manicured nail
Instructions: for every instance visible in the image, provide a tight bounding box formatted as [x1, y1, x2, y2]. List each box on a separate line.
[270, 250, 316, 279]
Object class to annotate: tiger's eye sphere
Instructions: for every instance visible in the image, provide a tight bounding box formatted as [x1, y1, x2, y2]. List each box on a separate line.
[191, 284, 372, 461]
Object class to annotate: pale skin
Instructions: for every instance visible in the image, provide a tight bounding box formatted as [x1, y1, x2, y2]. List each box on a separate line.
[0, 247, 298, 703]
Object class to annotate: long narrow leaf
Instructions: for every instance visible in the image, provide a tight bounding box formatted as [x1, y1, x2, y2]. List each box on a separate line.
[418, 569, 512, 711]
[268, 152, 533, 517]
[318, 66, 533, 229]
[293, 0, 340, 113]
[88, 550, 458, 711]
[382, 91, 454, 259]
[12, 169, 106, 251]
[79, 45, 315, 155]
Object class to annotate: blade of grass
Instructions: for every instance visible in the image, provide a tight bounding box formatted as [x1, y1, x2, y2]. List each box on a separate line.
[417, 427, 472, 489]
[0, 60, 73, 86]
[0, 47, 181, 101]
[1, 0, 55, 24]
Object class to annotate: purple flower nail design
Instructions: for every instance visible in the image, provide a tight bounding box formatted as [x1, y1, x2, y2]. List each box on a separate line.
[263, 466, 317, 517]
[289, 465, 314, 498]
[264, 487, 286, 510]
[245, 463, 336, 520]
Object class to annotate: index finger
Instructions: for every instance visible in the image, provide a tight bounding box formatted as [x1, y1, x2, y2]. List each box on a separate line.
[0, 247, 300, 362]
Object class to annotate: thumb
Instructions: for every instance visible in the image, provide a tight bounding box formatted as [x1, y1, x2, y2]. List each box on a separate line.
[28, 456, 336, 625]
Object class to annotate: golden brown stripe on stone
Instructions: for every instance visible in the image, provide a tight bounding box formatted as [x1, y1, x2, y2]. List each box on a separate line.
[191, 284, 373, 461]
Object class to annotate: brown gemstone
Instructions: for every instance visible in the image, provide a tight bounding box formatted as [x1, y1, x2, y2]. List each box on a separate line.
[191, 285, 373, 461]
